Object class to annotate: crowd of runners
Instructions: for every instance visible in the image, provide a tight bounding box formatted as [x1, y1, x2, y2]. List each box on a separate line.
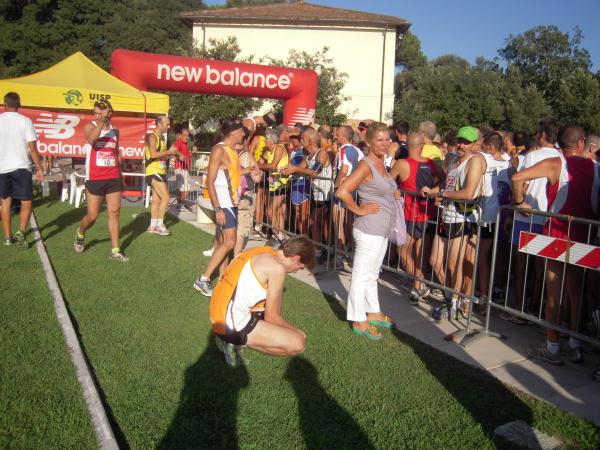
[1, 90, 600, 376]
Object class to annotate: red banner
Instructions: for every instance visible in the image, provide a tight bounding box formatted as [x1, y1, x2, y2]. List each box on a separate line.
[2, 108, 154, 159]
[111, 49, 318, 126]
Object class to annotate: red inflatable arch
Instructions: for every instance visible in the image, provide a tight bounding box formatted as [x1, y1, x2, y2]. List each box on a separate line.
[111, 49, 318, 126]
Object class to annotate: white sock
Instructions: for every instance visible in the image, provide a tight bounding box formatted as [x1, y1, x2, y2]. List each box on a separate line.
[200, 275, 210, 281]
[157, 219, 164, 227]
[451, 298, 458, 310]
[546, 341, 560, 354]
[568, 337, 580, 349]
[151, 219, 158, 228]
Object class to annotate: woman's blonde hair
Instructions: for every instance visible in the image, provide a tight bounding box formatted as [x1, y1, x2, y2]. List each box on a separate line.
[366, 121, 390, 142]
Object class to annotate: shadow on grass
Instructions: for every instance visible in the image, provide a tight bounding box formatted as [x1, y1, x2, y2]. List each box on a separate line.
[285, 356, 375, 449]
[119, 213, 150, 252]
[391, 327, 531, 448]
[35, 197, 86, 241]
[158, 335, 249, 449]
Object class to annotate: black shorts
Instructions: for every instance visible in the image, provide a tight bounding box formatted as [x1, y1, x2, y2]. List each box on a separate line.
[268, 187, 286, 197]
[438, 221, 477, 239]
[146, 173, 166, 186]
[219, 312, 263, 346]
[311, 198, 329, 210]
[0, 169, 33, 200]
[85, 178, 122, 196]
[406, 220, 436, 239]
[480, 223, 495, 239]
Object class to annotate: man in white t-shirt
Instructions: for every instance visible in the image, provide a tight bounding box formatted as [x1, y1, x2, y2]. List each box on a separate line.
[504, 118, 561, 324]
[0, 92, 43, 248]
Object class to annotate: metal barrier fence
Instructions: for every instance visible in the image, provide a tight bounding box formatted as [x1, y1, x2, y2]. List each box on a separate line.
[162, 152, 211, 211]
[378, 189, 486, 342]
[252, 170, 337, 271]
[376, 191, 600, 349]
[475, 205, 600, 348]
[163, 150, 600, 351]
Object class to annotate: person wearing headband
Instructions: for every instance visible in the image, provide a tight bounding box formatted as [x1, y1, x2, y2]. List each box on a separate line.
[194, 118, 245, 297]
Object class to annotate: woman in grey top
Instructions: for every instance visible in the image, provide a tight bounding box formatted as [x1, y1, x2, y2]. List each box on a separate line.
[336, 122, 398, 340]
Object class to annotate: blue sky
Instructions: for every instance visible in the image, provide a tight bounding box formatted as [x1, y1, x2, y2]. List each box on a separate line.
[204, 0, 600, 70]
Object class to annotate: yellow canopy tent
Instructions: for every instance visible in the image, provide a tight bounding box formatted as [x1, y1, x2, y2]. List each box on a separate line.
[0, 51, 168, 114]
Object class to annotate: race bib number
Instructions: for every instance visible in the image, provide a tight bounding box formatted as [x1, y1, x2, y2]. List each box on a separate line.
[96, 151, 116, 167]
[159, 160, 167, 169]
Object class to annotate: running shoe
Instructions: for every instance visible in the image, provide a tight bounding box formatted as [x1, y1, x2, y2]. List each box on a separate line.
[561, 345, 583, 364]
[74, 235, 85, 253]
[202, 247, 214, 257]
[428, 288, 445, 301]
[13, 230, 27, 249]
[193, 277, 213, 296]
[410, 287, 431, 302]
[526, 344, 564, 365]
[146, 226, 157, 234]
[3, 237, 13, 246]
[109, 251, 129, 262]
[155, 225, 171, 236]
[215, 335, 237, 367]
[235, 346, 249, 367]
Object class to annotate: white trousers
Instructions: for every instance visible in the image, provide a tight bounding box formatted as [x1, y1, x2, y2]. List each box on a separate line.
[347, 228, 389, 322]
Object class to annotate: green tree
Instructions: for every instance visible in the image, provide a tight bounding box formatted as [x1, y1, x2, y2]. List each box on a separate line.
[169, 37, 263, 131]
[394, 55, 550, 134]
[395, 30, 426, 72]
[0, 0, 204, 77]
[500, 66, 552, 132]
[264, 47, 349, 126]
[498, 25, 599, 131]
[556, 69, 600, 133]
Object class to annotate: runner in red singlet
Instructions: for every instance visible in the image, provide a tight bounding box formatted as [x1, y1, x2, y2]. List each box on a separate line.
[390, 132, 445, 300]
[74, 100, 128, 261]
[513, 125, 600, 365]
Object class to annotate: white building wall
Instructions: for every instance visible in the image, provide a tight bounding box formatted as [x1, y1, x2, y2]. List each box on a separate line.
[192, 23, 397, 123]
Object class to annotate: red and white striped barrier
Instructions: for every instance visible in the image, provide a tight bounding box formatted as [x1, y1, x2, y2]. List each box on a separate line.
[518, 232, 600, 270]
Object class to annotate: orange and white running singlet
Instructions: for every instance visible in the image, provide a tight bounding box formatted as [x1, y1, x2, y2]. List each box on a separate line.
[213, 143, 241, 208]
[210, 247, 277, 335]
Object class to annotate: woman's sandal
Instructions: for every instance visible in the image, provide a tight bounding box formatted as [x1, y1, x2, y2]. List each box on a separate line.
[352, 325, 382, 340]
[368, 316, 393, 329]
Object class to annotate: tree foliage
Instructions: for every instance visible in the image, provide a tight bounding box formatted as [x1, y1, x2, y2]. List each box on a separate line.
[264, 47, 350, 126]
[395, 25, 599, 134]
[0, 0, 204, 78]
[498, 25, 599, 132]
[499, 25, 591, 99]
[395, 30, 426, 72]
[394, 55, 550, 134]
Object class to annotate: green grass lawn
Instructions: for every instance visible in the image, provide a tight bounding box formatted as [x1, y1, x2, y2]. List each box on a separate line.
[25, 197, 600, 449]
[0, 212, 96, 449]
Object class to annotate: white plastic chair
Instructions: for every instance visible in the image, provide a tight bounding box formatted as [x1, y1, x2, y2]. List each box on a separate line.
[55, 158, 74, 202]
[69, 172, 86, 207]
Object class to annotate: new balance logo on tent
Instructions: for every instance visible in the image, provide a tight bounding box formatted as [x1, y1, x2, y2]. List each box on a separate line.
[34, 113, 80, 139]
